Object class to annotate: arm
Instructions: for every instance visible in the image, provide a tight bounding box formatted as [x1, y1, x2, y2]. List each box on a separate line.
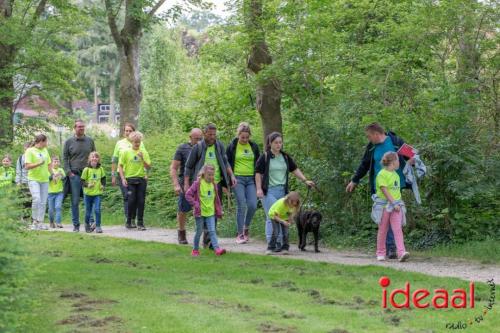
[255, 173, 264, 199]
[184, 182, 197, 206]
[170, 160, 182, 195]
[63, 140, 72, 176]
[118, 164, 127, 187]
[292, 168, 315, 187]
[24, 160, 44, 170]
[347, 145, 371, 192]
[273, 213, 290, 226]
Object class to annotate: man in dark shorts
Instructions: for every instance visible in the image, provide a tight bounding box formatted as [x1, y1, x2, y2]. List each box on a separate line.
[169, 128, 203, 244]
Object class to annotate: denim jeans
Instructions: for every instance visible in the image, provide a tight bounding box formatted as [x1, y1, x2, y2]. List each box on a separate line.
[118, 178, 129, 218]
[28, 181, 49, 222]
[69, 174, 83, 226]
[267, 219, 289, 251]
[263, 185, 286, 244]
[48, 192, 64, 224]
[194, 216, 219, 250]
[233, 176, 257, 235]
[84, 195, 101, 227]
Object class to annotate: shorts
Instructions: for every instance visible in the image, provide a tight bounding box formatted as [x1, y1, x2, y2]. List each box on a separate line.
[177, 192, 192, 213]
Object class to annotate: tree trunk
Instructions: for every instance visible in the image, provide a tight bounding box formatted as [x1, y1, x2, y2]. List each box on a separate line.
[245, 0, 282, 145]
[94, 75, 99, 123]
[0, 0, 15, 145]
[117, 37, 141, 133]
[109, 74, 116, 125]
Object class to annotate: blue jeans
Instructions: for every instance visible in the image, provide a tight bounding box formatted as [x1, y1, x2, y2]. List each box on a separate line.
[69, 174, 83, 226]
[194, 216, 219, 250]
[48, 192, 64, 224]
[263, 185, 286, 244]
[386, 227, 396, 255]
[233, 176, 258, 234]
[84, 195, 101, 227]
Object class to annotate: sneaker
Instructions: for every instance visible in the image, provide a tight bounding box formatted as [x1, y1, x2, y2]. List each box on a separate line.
[137, 225, 146, 231]
[387, 251, 398, 259]
[130, 222, 137, 228]
[95, 226, 103, 233]
[377, 256, 386, 261]
[50, 222, 56, 228]
[73, 225, 80, 232]
[125, 223, 133, 229]
[235, 234, 247, 244]
[273, 248, 282, 254]
[281, 249, 289, 255]
[398, 252, 410, 262]
[265, 250, 273, 255]
[56, 224, 63, 228]
[85, 224, 91, 233]
[90, 222, 96, 232]
[214, 248, 226, 256]
[191, 249, 200, 257]
[243, 228, 250, 242]
[30, 222, 39, 230]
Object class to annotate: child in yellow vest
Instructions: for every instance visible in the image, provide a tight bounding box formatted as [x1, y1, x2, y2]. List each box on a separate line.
[48, 156, 66, 228]
[81, 152, 106, 233]
[1, 155, 15, 189]
[266, 191, 300, 255]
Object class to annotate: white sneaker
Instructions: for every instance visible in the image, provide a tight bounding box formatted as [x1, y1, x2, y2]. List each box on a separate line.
[37, 223, 48, 230]
[377, 256, 386, 261]
[399, 252, 410, 262]
[265, 250, 273, 255]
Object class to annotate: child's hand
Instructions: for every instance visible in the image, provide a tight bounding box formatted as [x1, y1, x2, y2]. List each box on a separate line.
[394, 205, 401, 212]
[137, 152, 143, 159]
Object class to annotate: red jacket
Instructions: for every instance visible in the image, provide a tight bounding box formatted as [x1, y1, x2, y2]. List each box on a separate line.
[185, 178, 223, 219]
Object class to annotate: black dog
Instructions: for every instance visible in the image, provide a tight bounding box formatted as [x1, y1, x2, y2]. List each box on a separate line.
[295, 210, 322, 252]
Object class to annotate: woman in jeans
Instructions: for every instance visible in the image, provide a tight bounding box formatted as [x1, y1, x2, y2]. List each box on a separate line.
[255, 132, 315, 247]
[24, 134, 52, 230]
[226, 122, 260, 243]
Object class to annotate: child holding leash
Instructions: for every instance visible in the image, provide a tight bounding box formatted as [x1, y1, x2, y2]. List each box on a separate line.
[266, 191, 300, 255]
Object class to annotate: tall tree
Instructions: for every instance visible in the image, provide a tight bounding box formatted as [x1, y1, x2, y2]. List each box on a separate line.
[244, 0, 282, 142]
[0, 0, 80, 144]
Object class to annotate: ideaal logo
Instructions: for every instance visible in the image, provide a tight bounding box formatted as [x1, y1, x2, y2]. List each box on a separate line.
[378, 277, 496, 330]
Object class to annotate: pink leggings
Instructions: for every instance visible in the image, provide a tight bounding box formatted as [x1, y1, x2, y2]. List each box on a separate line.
[376, 209, 406, 257]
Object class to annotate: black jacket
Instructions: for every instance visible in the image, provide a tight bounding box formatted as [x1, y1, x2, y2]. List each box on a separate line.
[351, 131, 410, 194]
[255, 150, 298, 195]
[226, 138, 260, 175]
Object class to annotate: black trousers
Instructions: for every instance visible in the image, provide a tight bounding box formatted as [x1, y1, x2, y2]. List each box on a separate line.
[126, 177, 147, 225]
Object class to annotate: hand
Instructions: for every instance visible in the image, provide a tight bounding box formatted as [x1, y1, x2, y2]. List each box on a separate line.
[394, 205, 401, 212]
[111, 176, 116, 186]
[137, 152, 143, 159]
[346, 181, 357, 193]
[231, 175, 237, 188]
[305, 180, 315, 188]
[256, 188, 264, 199]
[69, 172, 75, 177]
[122, 179, 128, 187]
[408, 157, 416, 166]
[144, 174, 148, 181]
[174, 184, 181, 196]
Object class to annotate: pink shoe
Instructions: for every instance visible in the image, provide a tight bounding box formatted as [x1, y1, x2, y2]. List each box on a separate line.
[235, 234, 247, 244]
[215, 248, 226, 256]
[191, 249, 200, 257]
[243, 229, 249, 242]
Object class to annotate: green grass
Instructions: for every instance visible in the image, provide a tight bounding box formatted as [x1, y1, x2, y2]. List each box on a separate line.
[413, 239, 500, 265]
[17, 232, 499, 333]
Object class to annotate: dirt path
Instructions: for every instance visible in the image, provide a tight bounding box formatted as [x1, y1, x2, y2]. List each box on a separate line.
[49, 225, 499, 283]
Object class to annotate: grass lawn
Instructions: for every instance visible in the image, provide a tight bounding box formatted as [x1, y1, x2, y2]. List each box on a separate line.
[18, 232, 498, 333]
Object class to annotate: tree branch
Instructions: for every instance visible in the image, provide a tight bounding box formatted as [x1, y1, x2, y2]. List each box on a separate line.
[104, 0, 122, 48]
[148, 0, 167, 18]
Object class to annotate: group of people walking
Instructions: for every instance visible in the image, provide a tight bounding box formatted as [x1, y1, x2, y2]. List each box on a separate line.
[2, 119, 419, 261]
